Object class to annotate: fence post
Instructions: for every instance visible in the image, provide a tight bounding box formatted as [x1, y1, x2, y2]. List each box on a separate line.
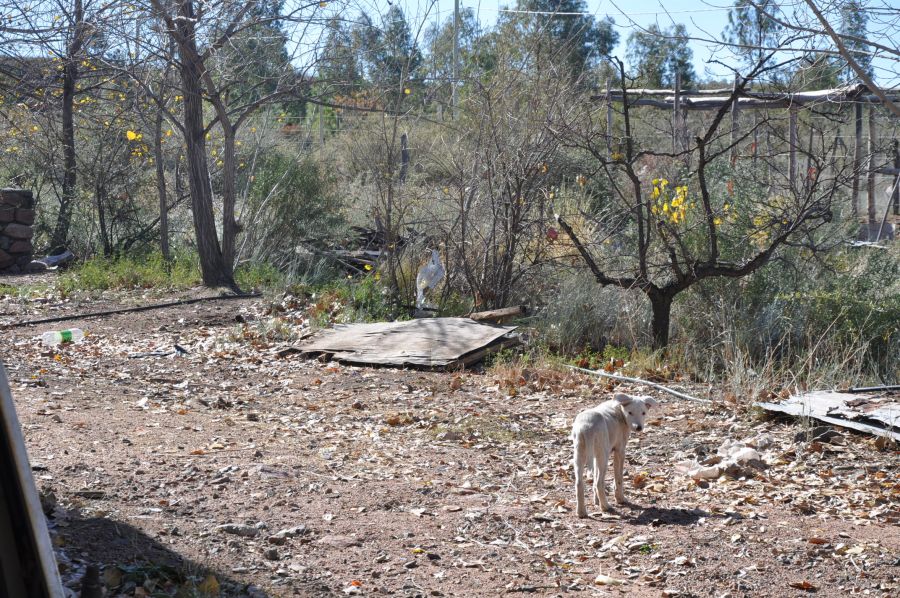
[852, 102, 863, 217]
[867, 105, 877, 225]
[673, 72, 681, 155]
[893, 139, 899, 216]
[730, 74, 740, 164]
[606, 77, 613, 158]
[789, 103, 798, 190]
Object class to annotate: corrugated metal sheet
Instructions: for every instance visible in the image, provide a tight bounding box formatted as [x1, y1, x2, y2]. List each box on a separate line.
[756, 390, 900, 441]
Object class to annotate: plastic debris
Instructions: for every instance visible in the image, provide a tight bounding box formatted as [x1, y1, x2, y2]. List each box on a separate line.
[415, 249, 445, 309]
[40, 328, 84, 347]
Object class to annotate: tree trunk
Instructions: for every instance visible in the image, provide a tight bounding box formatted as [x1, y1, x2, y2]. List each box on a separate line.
[176, 0, 234, 289]
[95, 184, 110, 257]
[649, 291, 673, 349]
[51, 0, 84, 249]
[220, 126, 238, 268]
[154, 105, 170, 261]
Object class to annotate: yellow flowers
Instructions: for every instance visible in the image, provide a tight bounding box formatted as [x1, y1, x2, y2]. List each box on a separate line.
[403, 87, 411, 95]
[125, 130, 142, 141]
[610, 151, 624, 162]
[650, 178, 689, 226]
[165, 129, 173, 137]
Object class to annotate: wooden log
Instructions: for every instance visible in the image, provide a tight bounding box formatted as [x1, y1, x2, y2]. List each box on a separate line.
[468, 305, 527, 323]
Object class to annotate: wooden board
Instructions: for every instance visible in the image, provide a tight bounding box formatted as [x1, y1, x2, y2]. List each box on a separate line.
[0, 364, 65, 597]
[756, 390, 900, 441]
[298, 318, 518, 368]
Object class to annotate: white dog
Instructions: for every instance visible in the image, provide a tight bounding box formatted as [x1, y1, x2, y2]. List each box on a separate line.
[571, 393, 659, 518]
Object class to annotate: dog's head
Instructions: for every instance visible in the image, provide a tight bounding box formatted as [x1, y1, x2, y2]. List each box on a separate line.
[614, 393, 659, 432]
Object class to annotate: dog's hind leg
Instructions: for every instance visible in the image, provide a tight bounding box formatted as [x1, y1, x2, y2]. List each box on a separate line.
[573, 433, 589, 518]
[593, 438, 611, 511]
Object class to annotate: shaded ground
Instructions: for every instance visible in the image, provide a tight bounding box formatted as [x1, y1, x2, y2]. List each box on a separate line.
[1, 277, 898, 597]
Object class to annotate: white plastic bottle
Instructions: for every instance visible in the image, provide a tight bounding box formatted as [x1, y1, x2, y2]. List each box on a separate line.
[41, 328, 85, 346]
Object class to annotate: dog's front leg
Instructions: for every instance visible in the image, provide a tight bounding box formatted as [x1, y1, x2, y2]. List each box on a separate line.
[613, 445, 626, 504]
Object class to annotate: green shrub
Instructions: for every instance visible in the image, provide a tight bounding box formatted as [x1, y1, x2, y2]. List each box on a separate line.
[239, 151, 346, 280]
[57, 253, 200, 293]
[235, 262, 286, 291]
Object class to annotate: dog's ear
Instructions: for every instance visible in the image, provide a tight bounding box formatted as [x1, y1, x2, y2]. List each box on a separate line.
[643, 397, 660, 409]
[614, 393, 633, 405]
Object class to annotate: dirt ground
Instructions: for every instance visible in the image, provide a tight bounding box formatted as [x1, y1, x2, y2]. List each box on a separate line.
[1, 277, 898, 597]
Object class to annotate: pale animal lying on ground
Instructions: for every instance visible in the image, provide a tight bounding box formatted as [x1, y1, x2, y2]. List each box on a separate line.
[571, 393, 659, 518]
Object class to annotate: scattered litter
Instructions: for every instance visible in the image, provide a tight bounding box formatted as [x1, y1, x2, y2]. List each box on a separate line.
[128, 344, 189, 359]
[675, 437, 769, 481]
[40, 328, 84, 347]
[29, 249, 75, 272]
[415, 249, 445, 309]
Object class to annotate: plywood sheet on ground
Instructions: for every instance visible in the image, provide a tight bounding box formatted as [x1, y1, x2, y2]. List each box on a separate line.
[756, 390, 900, 441]
[298, 317, 517, 368]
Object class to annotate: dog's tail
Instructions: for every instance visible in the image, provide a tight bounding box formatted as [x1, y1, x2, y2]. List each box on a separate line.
[572, 430, 593, 470]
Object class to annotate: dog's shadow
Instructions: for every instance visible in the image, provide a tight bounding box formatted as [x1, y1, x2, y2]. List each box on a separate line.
[618, 504, 713, 527]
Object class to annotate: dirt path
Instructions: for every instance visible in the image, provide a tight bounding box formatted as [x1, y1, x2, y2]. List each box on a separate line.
[1, 283, 897, 597]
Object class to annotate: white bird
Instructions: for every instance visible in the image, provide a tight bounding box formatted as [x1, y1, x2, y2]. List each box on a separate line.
[416, 249, 445, 309]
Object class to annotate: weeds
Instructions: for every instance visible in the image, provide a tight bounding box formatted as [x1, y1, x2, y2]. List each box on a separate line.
[57, 253, 200, 293]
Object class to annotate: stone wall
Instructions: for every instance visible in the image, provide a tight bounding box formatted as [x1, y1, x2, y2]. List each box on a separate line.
[0, 189, 35, 274]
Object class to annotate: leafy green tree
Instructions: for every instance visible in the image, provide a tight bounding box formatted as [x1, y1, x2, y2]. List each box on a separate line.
[370, 6, 422, 92]
[500, 0, 618, 80]
[839, 1, 872, 82]
[723, 0, 783, 74]
[319, 16, 362, 94]
[424, 8, 494, 83]
[626, 24, 695, 88]
[790, 54, 841, 90]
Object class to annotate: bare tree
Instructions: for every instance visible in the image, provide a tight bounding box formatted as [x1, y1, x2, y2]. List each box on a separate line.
[111, 0, 329, 288]
[555, 59, 845, 348]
